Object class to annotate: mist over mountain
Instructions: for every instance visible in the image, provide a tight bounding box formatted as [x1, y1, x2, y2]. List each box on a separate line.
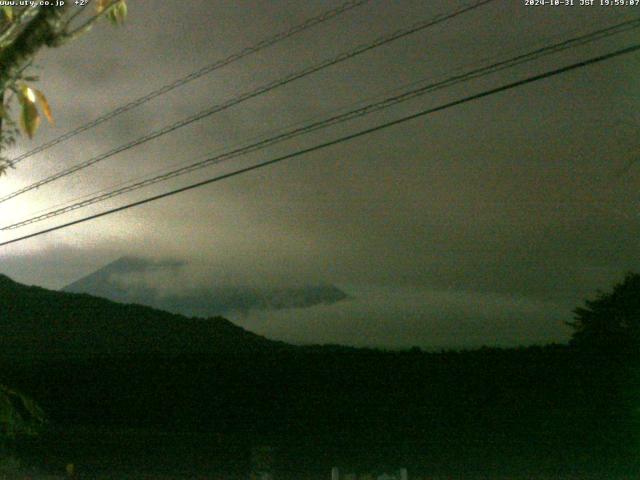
[0, 273, 288, 357]
[62, 256, 349, 318]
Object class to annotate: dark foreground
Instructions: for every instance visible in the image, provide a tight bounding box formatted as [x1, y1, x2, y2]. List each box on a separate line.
[3, 346, 638, 479]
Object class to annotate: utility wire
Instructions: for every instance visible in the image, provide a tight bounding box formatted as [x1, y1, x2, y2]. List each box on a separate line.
[14, 14, 630, 220]
[17, 95, 381, 219]
[2, 42, 638, 247]
[4, 17, 639, 230]
[0, 0, 495, 204]
[7, 0, 371, 166]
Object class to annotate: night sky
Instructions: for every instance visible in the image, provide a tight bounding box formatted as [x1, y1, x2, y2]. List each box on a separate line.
[0, 0, 638, 348]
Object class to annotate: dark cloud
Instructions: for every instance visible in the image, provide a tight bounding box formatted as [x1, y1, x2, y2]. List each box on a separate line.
[0, 0, 638, 348]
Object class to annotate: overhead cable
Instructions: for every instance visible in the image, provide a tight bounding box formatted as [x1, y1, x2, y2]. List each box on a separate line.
[0, 0, 495, 204]
[7, 0, 372, 166]
[5, 17, 639, 230]
[2, 42, 638, 247]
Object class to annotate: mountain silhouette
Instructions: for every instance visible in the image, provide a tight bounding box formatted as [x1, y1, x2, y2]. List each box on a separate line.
[0, 273, 289, 358]
[62, 256, 349, 317]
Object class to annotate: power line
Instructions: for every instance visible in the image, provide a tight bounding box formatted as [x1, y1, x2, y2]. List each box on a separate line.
[0, 0, 495, 205]
[7, 0, 372, 166]
[2, 42, 638, 248]
[5, 17, 639, 230]
[14, 14, 633, 222]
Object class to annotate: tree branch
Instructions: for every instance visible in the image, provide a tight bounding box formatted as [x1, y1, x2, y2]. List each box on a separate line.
[0, 6, 68, 91]
[58, 0, 120, 43]
[0, 6, 40, 48]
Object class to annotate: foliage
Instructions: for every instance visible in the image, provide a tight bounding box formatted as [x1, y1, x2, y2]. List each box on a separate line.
[568, 272, 640, 355]
[0, 385, 45, 440]
[0, 0, 128, 174]
[0, 385, 44, 475]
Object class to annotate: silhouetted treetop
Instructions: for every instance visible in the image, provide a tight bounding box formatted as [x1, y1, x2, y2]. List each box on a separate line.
[568, 272, 640, 355]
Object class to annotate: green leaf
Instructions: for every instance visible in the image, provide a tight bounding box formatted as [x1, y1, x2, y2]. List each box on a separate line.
[2, 7, 13, 23]
[18, 84, 36, 103]
[19, 99, 40, 139]
[0, 385, 46, 439]
[107, 0, 127, 25]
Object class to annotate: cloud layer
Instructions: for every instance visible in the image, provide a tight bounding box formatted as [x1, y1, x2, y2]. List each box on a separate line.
[0, 1, 638, 348]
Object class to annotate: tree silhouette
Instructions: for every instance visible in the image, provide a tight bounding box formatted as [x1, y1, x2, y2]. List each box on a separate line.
[568, 272, 640, 356]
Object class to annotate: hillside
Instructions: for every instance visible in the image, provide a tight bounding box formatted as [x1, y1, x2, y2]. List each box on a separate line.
[0, 273, 288, 357]
[0, 274, 635, 476]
